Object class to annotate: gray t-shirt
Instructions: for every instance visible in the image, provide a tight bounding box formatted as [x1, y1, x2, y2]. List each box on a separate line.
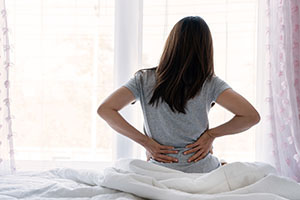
[123, 68, 232, 173]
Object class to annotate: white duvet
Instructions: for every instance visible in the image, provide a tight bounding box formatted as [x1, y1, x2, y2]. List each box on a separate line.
[0, 158, 300, 200]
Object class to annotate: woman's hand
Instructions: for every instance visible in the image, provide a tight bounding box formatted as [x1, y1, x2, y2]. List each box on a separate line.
[144, 137, 179, 163]
[183, 130, 215, 163]
[146, 145, 213, 161]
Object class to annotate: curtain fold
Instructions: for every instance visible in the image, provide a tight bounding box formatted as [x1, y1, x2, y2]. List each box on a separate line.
[256, 0, 300, 181]
[0, 0, 16, 175]
[114, 0, 143, 160]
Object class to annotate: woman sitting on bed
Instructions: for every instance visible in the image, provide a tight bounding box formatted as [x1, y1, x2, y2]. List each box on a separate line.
[97, 16, 260, 173]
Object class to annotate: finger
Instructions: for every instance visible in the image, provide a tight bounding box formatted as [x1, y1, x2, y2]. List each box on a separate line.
[185, 142, 198, 149]
[183, 146, 200, 155]
[158, 154, 178, 162]
[194, 151, 209, 162]
[154, 157, 173, 163]
[160, 150, 179, 154]
[160, 145, 175, 150]
[187, 150, 204, 163]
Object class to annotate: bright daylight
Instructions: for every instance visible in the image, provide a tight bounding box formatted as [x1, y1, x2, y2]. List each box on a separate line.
[0, 0, 300, 199]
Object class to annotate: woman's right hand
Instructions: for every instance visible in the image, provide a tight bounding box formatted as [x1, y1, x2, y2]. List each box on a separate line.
[144, 137, 179, 163]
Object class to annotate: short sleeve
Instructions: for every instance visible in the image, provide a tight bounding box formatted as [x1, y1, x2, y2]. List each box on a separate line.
[122, 72, 141, 101]
[209, 76, 232, 103]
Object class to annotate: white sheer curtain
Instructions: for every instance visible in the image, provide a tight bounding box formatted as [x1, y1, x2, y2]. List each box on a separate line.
[114, 0, 143, 160]
[2, 0, 258, 172]
[6, 0, 116, 171]
[0, 0, 16, 175]
[256, 0, 300, 181]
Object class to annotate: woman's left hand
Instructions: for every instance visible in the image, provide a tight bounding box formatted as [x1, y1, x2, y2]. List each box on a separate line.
[183, 130, 215, 162]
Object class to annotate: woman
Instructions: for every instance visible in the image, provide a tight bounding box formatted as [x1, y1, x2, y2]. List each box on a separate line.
[97, 16, 260, 173]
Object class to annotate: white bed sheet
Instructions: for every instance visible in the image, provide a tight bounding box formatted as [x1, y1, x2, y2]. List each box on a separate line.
[0, 158, 300, 200]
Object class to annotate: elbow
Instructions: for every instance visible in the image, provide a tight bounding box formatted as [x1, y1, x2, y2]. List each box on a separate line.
[97, 104, 117, 119]
[249, 111, 260, 125]
[97, 104, 107, 119]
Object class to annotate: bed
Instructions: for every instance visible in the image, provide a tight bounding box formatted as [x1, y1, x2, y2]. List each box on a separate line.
[0, 158, 299, 200]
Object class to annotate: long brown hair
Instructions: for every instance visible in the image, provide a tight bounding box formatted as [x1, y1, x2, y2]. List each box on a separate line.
[143, 16, 214, 114]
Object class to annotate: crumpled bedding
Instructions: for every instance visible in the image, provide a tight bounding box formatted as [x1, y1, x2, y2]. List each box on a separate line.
[0, 158, 300, 200]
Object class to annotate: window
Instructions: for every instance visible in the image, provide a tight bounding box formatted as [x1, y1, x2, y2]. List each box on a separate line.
[7, 0, 258, 171]
[7, 0, 115, 169]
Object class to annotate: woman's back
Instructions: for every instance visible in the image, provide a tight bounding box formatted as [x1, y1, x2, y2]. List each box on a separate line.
[123, 68, 231, 173]
[98, 16, 260, 174]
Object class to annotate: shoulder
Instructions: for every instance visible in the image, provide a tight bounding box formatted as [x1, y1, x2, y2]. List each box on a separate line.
[204, 75, 229, 88]
[134, 67, 157, 82]
[135, 66, 157, 75]
[204, 75, 232, 102]
[205, 75, 223, 84]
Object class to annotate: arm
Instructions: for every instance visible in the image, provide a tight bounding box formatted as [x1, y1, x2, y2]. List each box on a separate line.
[97, 86, 178, 163]
[97, 87, 149, 146]
[207, 88, 260, 138]
[184, 88, 260, 162]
